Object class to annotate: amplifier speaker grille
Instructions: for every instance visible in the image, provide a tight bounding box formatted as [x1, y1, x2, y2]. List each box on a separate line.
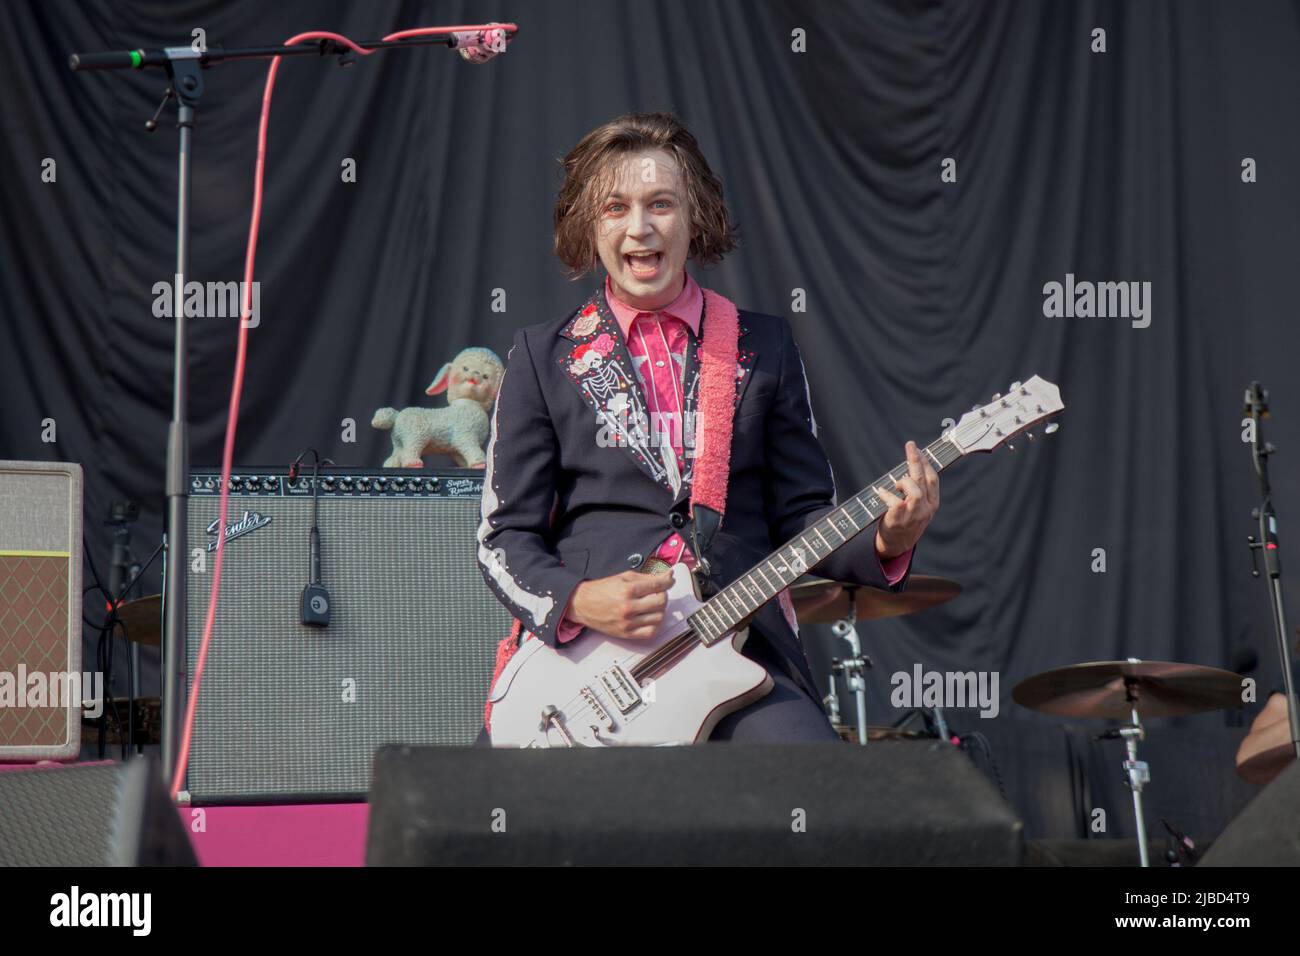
[185, 470, 509, 803]
[0, 460, 83, 761]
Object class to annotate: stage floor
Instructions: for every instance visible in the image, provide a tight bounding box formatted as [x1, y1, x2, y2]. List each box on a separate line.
[178, 802, 369, 867]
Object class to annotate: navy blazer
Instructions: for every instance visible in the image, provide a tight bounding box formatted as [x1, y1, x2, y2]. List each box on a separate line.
[475, 285, 909, 697]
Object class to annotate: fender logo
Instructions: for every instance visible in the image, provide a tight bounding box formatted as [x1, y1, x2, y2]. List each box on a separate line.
[205, 510, 272, 552]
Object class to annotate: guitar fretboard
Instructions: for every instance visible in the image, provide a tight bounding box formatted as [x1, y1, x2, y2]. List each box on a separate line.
[689, 436, 962, 645]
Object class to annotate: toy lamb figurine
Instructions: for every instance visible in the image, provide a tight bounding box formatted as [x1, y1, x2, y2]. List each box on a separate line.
[372, 347, 504, 468]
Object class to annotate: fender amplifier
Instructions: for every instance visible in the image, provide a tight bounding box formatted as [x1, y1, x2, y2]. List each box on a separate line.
[0, 460, 84, 761]
[184, 467, 510, 803]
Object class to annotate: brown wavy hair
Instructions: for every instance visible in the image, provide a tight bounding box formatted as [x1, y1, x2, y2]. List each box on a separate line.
[553, 112, 738, 278]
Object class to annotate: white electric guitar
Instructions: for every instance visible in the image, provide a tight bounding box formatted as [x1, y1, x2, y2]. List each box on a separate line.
[488, 376, 1064, 747]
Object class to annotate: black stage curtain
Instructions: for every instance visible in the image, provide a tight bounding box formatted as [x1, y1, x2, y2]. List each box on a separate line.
[2, 1, 1298, 831]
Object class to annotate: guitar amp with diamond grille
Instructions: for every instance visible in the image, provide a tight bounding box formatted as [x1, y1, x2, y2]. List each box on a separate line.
[0, 460, 83, 761]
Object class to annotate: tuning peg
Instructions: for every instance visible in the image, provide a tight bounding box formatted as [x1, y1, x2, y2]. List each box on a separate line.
[1010, 381, 1022, 391]
[1007, 442, 1017, 452]
[971, 404, 981, 411]
[991, 392, 1002, 401]
[1026, 432, 1036, 442]
[1045, 422, 1060, 435]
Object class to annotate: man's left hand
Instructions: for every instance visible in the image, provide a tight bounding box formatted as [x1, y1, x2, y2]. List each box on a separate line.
[874, 440, 940, 559]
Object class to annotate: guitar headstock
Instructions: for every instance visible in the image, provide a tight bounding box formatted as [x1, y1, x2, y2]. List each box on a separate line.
[946, 375, 1063, 455]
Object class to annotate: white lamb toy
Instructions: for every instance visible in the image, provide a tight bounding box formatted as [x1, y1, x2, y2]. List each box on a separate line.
[372, 347, 504, 468]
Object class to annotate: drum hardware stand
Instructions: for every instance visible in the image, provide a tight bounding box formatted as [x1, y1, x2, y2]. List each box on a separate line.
[928, 705, 951, 741]
[827, 588, 871, 746]
[1094, 669, 1152, 868]
[822, 679, 842, 726]
[105, 501, 144, 758]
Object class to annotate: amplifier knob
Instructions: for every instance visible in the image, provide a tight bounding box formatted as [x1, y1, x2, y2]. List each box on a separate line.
[262, 477, 276, 491]
[374, 477, 387, 490]
[191, 477, 203, 491]
[357, 478, 371, 492]
[340, 477, 354, 491]
[322, 477, 336, 491]
[390, 477, 405, 491]
[229, 476, 243, 491]
[424, 478, 439, 492]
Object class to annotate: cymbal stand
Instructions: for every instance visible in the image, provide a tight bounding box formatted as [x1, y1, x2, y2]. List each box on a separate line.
[823, 671, 842, 726]
[1113, 677, 1152, 867]
[829, 587, 871, 746]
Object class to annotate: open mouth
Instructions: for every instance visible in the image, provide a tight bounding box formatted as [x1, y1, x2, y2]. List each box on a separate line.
[624, 251, 663, 278]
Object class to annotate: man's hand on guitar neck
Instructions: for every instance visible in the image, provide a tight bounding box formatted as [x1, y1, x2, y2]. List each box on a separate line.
[874, 440, 941, 560]
[568, 570, 673, 641]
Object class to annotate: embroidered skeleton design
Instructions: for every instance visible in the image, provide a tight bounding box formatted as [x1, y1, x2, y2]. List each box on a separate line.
[580, 353, 620, 402]
[590, 379, 664, 481]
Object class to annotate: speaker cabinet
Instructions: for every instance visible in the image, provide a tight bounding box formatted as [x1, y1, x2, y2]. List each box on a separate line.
[0, 460, 83, 760]
[0, 759, 195, 866]
[1201, 758, 1300, 866]
[366, 742, 1025, 865]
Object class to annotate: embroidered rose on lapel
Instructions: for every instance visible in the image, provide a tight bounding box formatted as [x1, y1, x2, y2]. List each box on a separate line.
[569, 342, 601, 375]
[571, 304, 600, 337]
[569, 334, 617, 376]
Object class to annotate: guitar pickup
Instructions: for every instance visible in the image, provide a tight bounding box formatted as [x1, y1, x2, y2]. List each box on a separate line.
[581, 686, 616, 732]
[598, 665, 643, 715]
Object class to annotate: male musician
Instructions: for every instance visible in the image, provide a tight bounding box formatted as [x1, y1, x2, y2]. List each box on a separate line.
[476, 112, 938, 742]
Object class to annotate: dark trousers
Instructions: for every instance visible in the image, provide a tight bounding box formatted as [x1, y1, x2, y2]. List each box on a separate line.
[475, 630, 839, 745]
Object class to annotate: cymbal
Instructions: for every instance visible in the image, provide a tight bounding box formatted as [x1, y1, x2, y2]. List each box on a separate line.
[107, 594, 162, 646]
[1012, 660, 1244, 719]
[1237, 743, 1296, 787]
[81, 696, 162, 746]
[789, 575, 961, 623]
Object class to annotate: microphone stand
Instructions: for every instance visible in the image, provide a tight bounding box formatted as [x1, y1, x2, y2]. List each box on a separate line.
[68, 25, 518, 785]
[1244, 382, 1300, 760]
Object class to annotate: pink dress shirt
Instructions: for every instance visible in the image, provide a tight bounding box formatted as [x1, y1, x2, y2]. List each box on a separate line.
[556, 273, 910, 642]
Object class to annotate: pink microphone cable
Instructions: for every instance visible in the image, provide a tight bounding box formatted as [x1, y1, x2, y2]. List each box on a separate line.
[170, 23, 516, 800]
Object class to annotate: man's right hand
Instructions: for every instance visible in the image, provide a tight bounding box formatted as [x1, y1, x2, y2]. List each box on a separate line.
[568, 570, 672, 640]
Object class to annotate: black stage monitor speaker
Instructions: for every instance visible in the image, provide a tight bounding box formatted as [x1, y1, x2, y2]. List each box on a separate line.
[0, 759, 196, 866]
[1200, 758, 1300, 866]
[184, 468, 511, 804]
[366, 742, 1025, 866]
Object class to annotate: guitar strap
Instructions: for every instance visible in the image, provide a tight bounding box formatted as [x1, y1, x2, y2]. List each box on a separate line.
[683, 288, 741, 579]
[483, 286, 742, 732]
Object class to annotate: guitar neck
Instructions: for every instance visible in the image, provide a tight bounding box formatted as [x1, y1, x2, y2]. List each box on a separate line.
[688, 435, 963, 645]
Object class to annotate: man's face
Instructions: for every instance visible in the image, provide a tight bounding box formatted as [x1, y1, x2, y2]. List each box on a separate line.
[594, 148, 694, 311]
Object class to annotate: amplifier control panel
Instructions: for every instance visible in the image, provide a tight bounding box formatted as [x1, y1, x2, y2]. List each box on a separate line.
[189, 468, 486, 499]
